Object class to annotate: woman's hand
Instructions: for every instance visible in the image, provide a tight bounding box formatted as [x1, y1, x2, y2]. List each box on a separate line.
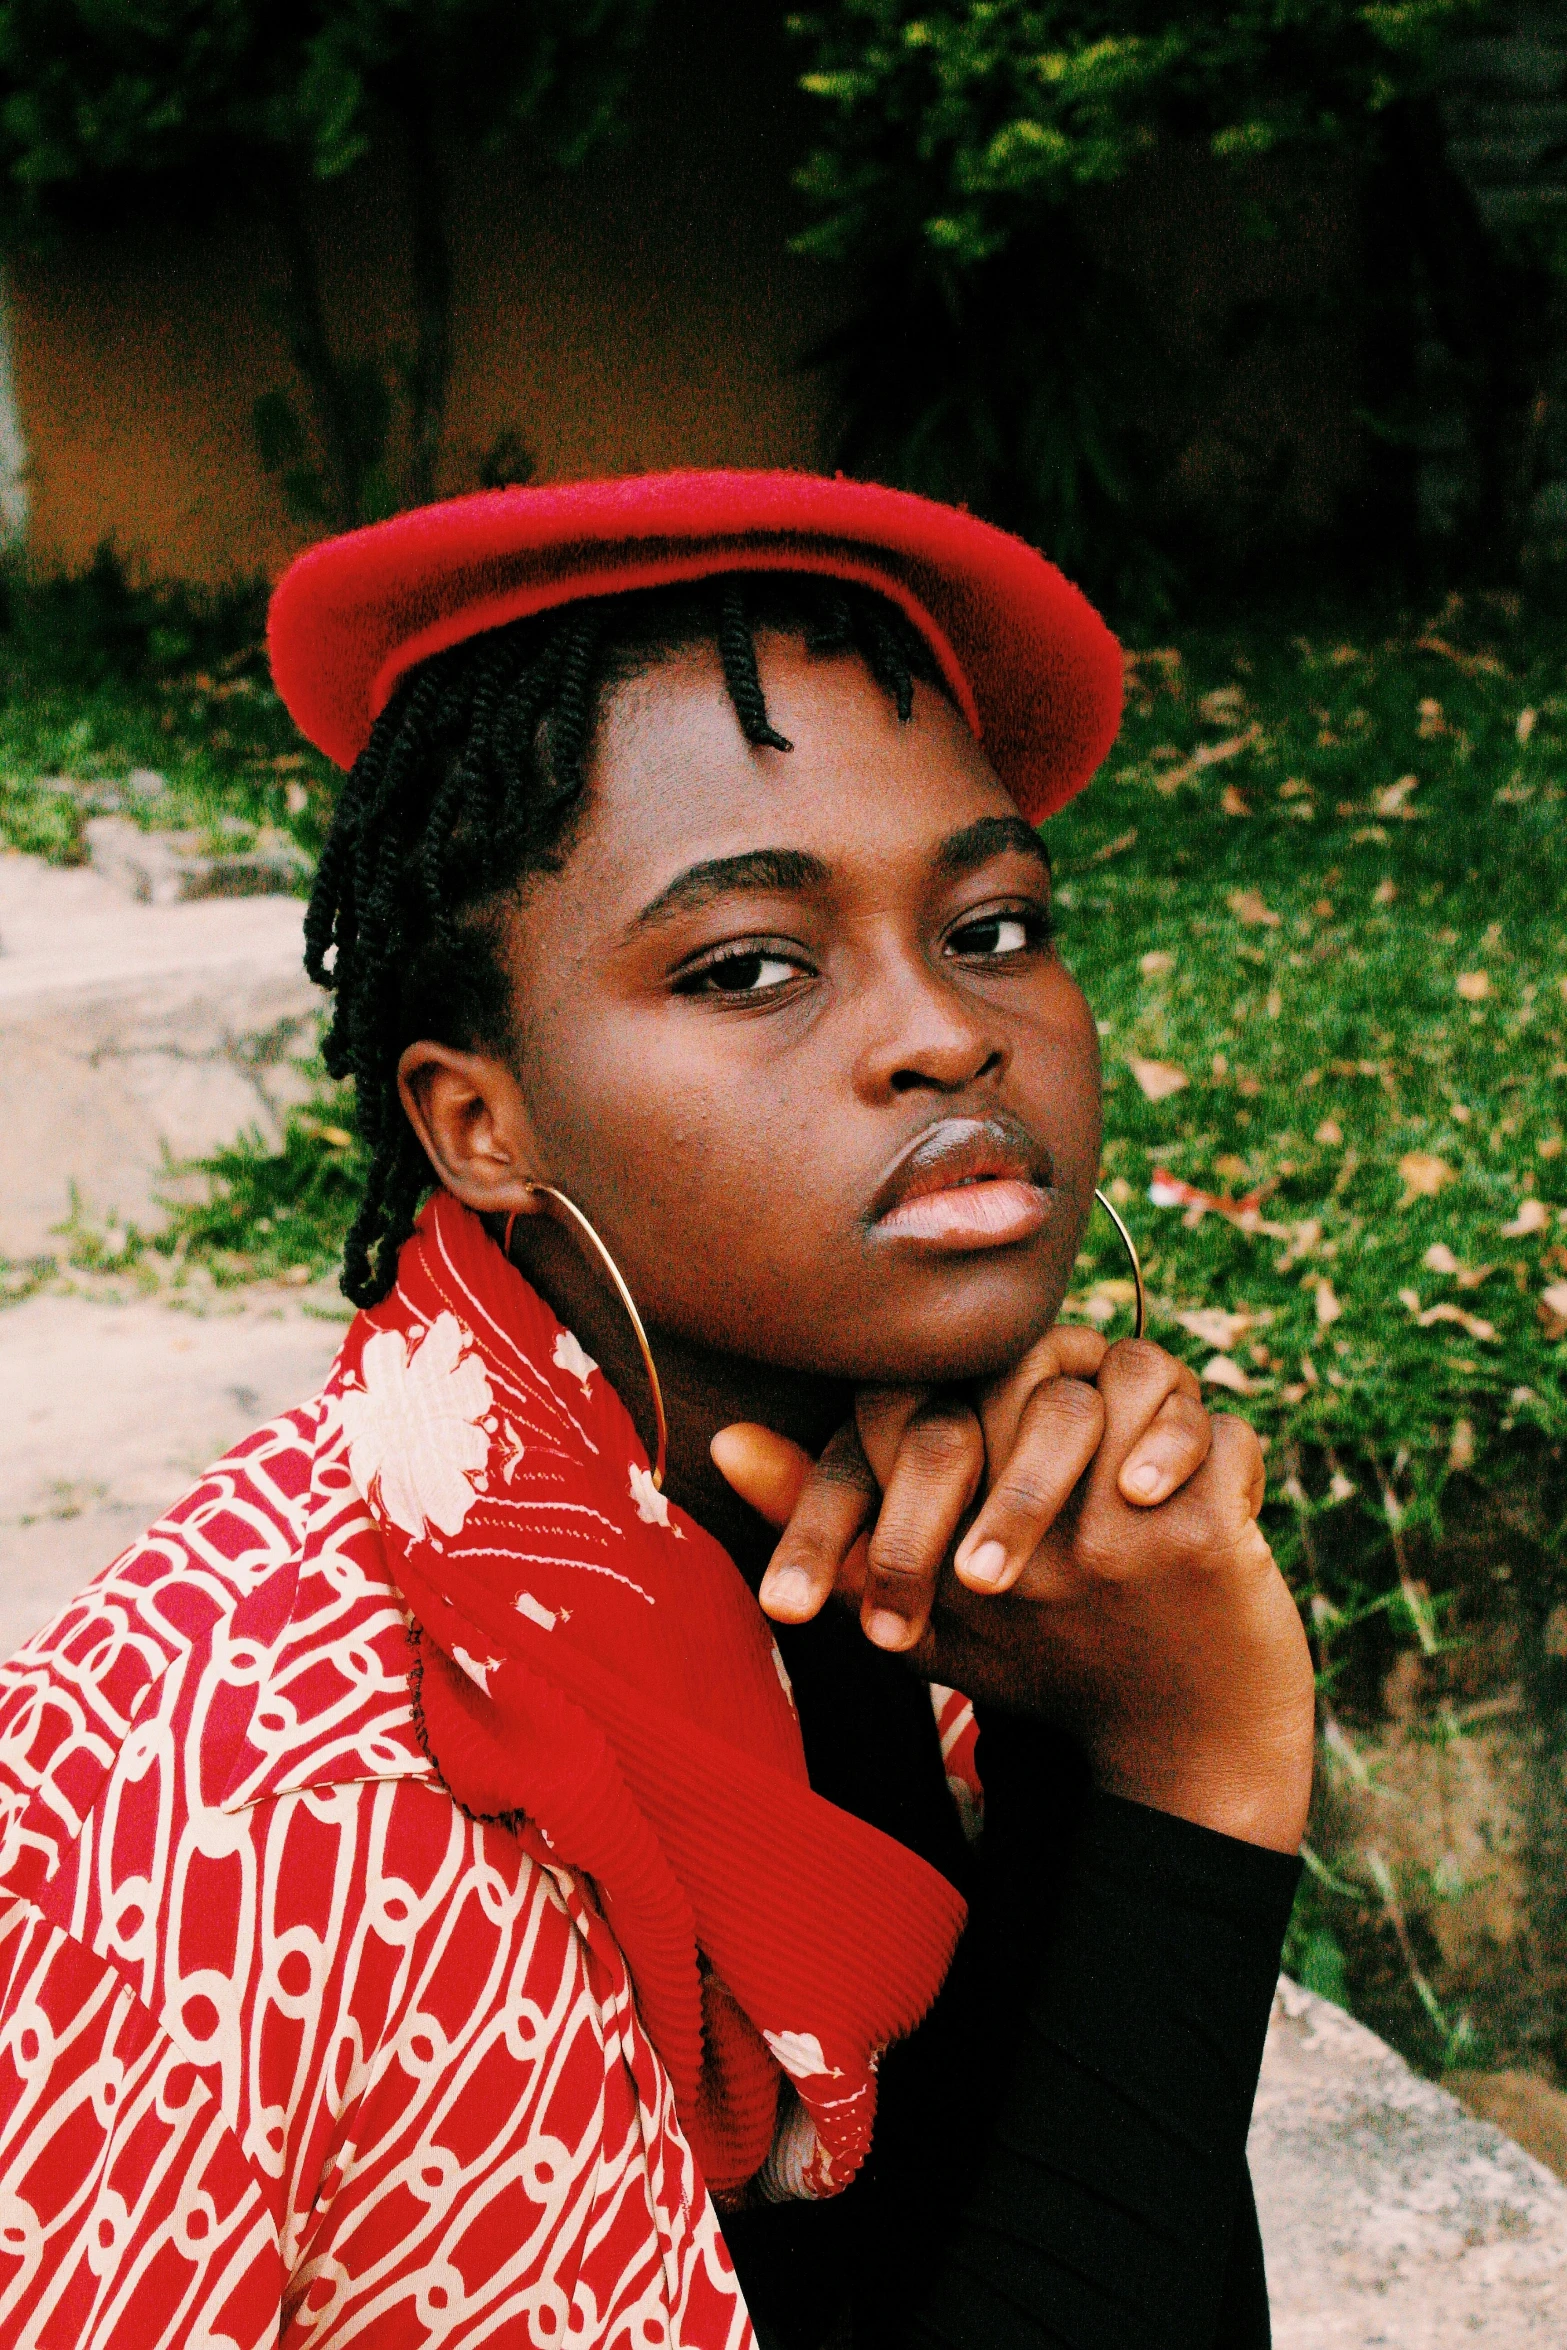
[711, 1333, 1315, 1853]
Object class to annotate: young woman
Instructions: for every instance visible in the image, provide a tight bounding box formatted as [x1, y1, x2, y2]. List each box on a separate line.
[0, 473, 1313, 2349]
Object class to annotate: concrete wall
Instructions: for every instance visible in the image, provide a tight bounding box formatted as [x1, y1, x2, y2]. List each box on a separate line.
[5, 8, 839, 585]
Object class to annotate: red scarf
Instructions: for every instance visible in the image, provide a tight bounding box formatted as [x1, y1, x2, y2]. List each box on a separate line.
[330, 1193, 967, 2199]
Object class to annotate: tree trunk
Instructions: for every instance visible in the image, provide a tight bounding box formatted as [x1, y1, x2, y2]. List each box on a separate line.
[397, 73, 453, 509]
[267, 164, 363, 531]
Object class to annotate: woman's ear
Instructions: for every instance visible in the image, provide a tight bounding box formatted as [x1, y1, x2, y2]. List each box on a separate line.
[396, 1040, 547, 1219]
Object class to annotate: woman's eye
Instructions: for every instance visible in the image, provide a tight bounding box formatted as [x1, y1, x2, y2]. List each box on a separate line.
[947, 909, 1051, 959]
[676, 950, 805, 997]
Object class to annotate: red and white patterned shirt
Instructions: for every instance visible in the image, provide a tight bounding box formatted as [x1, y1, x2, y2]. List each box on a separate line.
[0, 1402, 753, 2348]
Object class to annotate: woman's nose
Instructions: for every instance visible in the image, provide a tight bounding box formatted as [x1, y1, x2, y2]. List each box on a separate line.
[852, 958, 1007, 1099]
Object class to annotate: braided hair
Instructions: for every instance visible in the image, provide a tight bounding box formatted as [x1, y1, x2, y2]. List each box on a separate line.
[304, 572, 947, 1305]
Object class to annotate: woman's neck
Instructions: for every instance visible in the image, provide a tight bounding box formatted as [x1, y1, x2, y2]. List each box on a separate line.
[501, 1212, 848, 1587]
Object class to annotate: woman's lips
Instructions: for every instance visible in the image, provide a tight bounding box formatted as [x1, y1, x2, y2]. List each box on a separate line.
[874, 1177, 1048, 1249]
[867, 1115, 1053, 1253]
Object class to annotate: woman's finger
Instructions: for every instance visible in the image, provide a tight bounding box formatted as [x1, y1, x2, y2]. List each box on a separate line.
[1115, 1385, 1212, 1507]
[952, 1374, 1106, 1593]
[1085, 1339, 1202, 1501]
[1118, 1413, 1269, 1570]
[976, 1323, 1108, 1469]
[854, 1386, 933, 1491]
[860, 1397, 985, 1651]
[754, 1421, 880, 1623]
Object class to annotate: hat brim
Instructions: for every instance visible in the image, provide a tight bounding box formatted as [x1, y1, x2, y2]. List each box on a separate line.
[267, 470, 1122, 823]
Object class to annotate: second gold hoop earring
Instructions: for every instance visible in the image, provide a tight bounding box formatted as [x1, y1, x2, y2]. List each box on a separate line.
[503, 1186, 669, 1491]
[1092, 1187, 1146, 1340]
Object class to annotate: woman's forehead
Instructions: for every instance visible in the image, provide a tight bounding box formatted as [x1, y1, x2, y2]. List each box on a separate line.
[580, 629, 1016, 891]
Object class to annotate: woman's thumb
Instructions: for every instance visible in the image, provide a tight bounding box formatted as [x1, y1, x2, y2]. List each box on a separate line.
[710, 1423, 814, 1528]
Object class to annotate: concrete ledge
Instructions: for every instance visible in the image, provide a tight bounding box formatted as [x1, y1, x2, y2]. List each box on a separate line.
[1252, 1979, 1567, 2345]
[0, 851, 318, 1255]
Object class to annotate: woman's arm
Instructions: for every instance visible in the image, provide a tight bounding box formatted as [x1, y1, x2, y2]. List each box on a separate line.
[875, 1715, 1298, 2350]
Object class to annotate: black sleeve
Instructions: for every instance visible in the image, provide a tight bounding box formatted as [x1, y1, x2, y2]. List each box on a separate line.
[877, 1710, 1301, 2350]
[723, 1624, 1299, 2350]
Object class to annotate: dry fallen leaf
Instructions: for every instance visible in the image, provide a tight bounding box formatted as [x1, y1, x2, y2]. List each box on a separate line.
[1540, 1282, 1567, 1340]
[1449, 1418, 1476, 1471]
[1228, 888, 1279, 928]
[1199, 686, 1250, 725]
[1312, 898, 1334, 918]
[1150, 722, 1262, 796]
[1128, 1057, 1190, 1102]
[1416, 1302, 1497, 1340]
[1212, 1154, 1250, 1181]
[1399, 1151, 1454, 1200]
[1517, 707, 1537, 745]
[1423, 1243, 1459, 1274]
[1221, 784, 1251, 817]
[1177, 1308, 1259, 1351]
[1313, 1279, 1343, 1327]
[1139, 949, 1175, 977]
[1456, 970, 1491, 1001]
[1374, 878, 1397, 907]
[1538, 1136, 1563, 1160]
[1501, 1198, 1550, 1238]
[1374, 775, 1420, 817]
[1201, 1355, 1253, 1395]
[1315, 1118, 1343, 1146]
[1089, 827, 1139, 864]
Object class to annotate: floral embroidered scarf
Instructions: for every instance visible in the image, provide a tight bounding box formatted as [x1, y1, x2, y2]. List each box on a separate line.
[330, 1192, 968, 2200]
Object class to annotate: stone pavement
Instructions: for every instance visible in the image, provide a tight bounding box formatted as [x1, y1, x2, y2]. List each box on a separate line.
[0, 847, 318, 1258]
[0, 1287, 346, 1657]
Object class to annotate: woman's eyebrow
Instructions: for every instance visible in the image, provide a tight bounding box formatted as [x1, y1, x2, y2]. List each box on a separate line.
[934, 814, 1053, 882]
[630, 847, 832, 930]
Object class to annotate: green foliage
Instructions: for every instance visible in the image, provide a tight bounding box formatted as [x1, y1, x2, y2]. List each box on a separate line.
[791, 0, 1471, 267]
[788, 1, 1487, 600]
[0, 0, 654, 218]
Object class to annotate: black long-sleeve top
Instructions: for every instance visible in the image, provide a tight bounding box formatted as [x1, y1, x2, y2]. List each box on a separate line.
[723, 1608, 1301, 2350]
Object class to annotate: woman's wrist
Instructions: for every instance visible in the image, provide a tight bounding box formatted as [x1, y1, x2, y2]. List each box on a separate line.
[1088, 1707, 1315, 1855]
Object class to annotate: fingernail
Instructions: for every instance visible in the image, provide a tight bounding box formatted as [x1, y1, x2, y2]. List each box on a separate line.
[866, 1609, 909, 1650]
[1125, 1460, 1163, 1498]
[762, 1566, 813, 1614]
[962, 1540, 1008, 1587]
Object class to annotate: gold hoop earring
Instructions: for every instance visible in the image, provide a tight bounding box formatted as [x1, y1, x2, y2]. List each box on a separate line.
[503, 1186, 668, 1490]
[1092, 1187, 1146, 1340]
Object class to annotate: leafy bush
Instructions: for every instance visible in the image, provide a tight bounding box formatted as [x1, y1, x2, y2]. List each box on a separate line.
[787, 0, 1493, 602]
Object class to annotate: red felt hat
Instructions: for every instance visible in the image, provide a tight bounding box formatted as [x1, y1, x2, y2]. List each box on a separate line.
[267, 469, 1122, 822]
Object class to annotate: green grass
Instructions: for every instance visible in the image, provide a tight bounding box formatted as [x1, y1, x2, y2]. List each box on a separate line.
[1049, 601, 1566, 1566]
[1043, 595, 1567, 2075]
[0, 551, 335, 868]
